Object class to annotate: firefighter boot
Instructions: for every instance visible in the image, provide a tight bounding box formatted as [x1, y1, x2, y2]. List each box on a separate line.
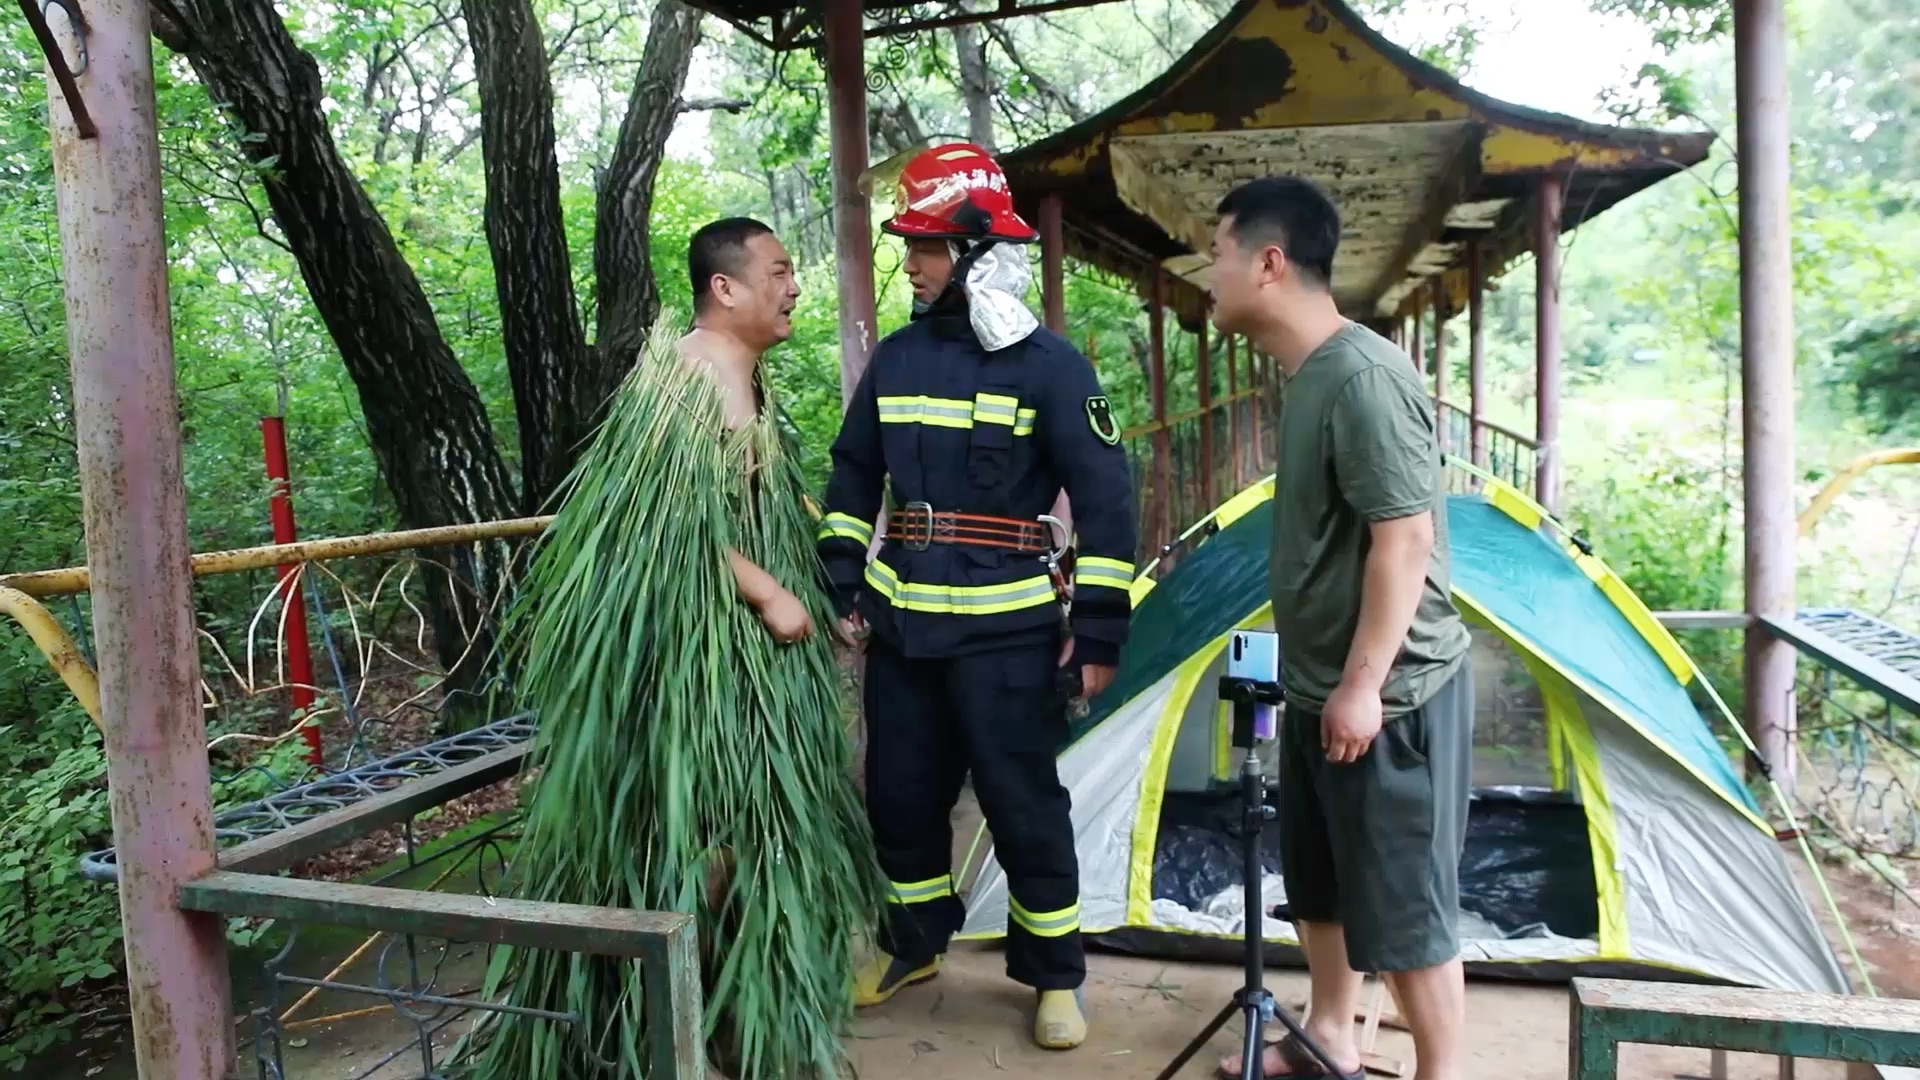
[853, 953, 941, 1007]
[1034, 989, 1087, 1050]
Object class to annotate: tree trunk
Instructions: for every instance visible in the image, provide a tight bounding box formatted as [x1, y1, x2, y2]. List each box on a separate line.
[591, 0, 704, 412]
[153, 0, 520, 693]
[953, 24, 996, 149]
[461, 0, 592, 514]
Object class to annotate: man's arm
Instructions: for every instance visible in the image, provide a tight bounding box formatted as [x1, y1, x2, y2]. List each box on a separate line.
[1342, 511, 1435, 694]
[816, 359, 886, 624]
[1035, 339, 1139, 694]
[1321, 364, 1442, 761]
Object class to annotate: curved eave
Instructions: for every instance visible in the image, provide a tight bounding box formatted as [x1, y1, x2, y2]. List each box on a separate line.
[1003, 0, 1712, 321]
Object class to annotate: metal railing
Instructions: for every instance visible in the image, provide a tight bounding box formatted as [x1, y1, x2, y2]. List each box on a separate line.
[1121, 383, 1277, 565]
[0, 517, 710, 1078]
[1436, 397, 1539, 498]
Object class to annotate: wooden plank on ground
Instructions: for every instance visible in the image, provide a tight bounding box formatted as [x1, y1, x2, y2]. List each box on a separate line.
[219, 743, 529, 874]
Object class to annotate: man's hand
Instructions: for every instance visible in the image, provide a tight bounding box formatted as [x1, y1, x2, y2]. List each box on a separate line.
[1056, 638, 1117, 700]
[1321, 681, 1383, 764]
[833, 610, 867, 647]
[755, 587, 816, 643]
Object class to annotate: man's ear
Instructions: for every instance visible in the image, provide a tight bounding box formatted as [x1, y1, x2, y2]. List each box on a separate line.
[708, 273, 734, 309]
[1258, 243, 1289, 285]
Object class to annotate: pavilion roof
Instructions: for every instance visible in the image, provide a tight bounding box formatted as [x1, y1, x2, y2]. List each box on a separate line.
[996, 0, 1714, 325]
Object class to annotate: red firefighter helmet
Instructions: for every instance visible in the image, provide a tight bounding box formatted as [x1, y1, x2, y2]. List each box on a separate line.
[882, 143, 1038, 243]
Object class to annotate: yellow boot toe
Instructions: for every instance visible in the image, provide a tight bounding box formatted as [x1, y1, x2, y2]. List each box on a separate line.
[1034, 989, 1087, 1050]
[853, 954, 941, 1008]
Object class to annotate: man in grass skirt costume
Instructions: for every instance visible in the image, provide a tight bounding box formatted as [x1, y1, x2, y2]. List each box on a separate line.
[817, 143, 1139, 1051]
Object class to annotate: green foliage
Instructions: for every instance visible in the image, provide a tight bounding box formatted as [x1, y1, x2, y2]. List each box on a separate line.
[452, 319, 886, 1078]
[1837, 306, 1920, 435]
[1562, 450, 1747, 723]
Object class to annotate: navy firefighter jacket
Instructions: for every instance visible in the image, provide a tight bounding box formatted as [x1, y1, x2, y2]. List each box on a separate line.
[817, 304, 1139, 664]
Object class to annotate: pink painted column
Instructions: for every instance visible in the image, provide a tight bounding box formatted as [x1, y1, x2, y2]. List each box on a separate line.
[1197, 317, 1214, 510]
[1736, 0, 1798, 796]
[1226, 333, 1240, 489]
[1431, 282, 1448, 455]
[1469, 241, 1489, 472]
[39, 0, 234, 1072]
[1534, 173, 1565, 512]
[825, 0, 877, 404]
[1038, 193, 1075, 541]
[1149, 272, 1170, 554]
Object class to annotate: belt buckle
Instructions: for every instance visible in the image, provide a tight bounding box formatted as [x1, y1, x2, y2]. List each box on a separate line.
[901, 500, 933, 552]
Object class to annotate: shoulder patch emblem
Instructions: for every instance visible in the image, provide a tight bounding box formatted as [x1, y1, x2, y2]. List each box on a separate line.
[1085, 395, 1120, 446]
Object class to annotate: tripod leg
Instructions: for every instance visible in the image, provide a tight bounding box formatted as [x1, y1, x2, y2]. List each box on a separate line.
[1152, 1000, 1237, 1080]
[1240, 995, 1266, 1080]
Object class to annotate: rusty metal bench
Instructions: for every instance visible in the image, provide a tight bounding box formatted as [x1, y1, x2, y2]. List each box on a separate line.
[1570, 977, 1920, 1080]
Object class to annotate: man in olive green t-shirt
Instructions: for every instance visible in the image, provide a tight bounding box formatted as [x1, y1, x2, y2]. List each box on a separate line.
[1206, 176, 1473, 1080]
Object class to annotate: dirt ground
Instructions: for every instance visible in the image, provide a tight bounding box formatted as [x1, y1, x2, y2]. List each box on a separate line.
[166, 942, 1862, 1080]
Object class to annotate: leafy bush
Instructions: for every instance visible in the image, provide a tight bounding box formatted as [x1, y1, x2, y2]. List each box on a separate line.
[1563, 448, 1747, 724]
[0, 632, 314, 1070]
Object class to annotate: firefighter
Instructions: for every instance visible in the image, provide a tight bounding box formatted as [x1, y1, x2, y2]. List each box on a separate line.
[816, 142, 1138, 1052]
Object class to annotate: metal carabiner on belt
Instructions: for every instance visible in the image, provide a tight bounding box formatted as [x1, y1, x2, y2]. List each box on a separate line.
[1037, 513, 1073, 616]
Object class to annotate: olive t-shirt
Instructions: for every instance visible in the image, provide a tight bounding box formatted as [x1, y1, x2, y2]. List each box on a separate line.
[1269, 322, 1471, 716]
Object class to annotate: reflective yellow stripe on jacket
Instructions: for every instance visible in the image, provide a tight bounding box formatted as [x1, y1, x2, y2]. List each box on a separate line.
[1073, 556, 1135, 592]
[865, 558, 1057, 616]
[817, 512, 874, 546]
[877, 394, 1036, 436]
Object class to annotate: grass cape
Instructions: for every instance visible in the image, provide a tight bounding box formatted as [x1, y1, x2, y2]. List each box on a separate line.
[451, 315, 888, 1078]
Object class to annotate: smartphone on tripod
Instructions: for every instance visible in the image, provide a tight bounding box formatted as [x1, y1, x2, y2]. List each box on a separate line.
[1226, 630, 1280, 744]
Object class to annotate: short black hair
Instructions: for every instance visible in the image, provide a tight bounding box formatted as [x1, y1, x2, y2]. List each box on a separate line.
[1215, 176, 1340, 289]
[689, 216, 776, 311]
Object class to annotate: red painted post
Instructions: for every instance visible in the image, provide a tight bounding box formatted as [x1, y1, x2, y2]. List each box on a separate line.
[1197, 316, 1214, 510]
[261, 416, 322, 765]
[825, 0, 876, 404]
[40, 0, 234, 1071]
[1432, 282, 1448, 455]
[1226, 333, 1240, 490]
[1534, 173, 1564, 512]
[1250, 341, 1265, 473]
[1735, 0, 1798, 797]
[1469, 242, 1489, 472]
[1149, 272, 1169, 553]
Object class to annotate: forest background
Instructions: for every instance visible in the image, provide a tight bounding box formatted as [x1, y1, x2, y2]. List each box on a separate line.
[1, 0, 1916, 1066]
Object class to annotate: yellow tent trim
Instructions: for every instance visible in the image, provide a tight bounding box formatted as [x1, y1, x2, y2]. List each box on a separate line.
[1568, 548, 1695, 685]
[1482, 476, 1549, 532]
[1124, 601, 1274, 924]
[1534, 664, 1630, 957]
[1453, 585, 1770, 835]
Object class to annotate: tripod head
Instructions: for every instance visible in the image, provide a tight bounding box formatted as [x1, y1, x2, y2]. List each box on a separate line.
[1217, 674, 1283, 751]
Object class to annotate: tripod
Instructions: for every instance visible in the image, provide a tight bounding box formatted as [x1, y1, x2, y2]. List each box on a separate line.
[1154, 675, 1349, 1080]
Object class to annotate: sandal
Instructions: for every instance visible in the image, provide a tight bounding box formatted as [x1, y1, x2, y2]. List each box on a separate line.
[1216, 1032, 1365, 1080]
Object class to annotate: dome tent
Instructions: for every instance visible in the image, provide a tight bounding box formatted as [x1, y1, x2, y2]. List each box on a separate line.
[955, 475, 1852, 994]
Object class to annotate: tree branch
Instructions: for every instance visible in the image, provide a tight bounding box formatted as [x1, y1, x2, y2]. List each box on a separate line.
[680, 95, 750, 114]
[151, 0, 521, 683]
[591, 0, 703, 400]
[460, 0, 592, 512]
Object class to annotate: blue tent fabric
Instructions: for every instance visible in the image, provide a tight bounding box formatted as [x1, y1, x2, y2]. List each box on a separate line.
[1445, 498, 1760, 814]
[1074, 508, 1273, 740]
[1080, 490, 1758, 815]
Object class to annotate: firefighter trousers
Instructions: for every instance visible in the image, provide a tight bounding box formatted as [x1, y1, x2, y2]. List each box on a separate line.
[862, 631, 1085, 990]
